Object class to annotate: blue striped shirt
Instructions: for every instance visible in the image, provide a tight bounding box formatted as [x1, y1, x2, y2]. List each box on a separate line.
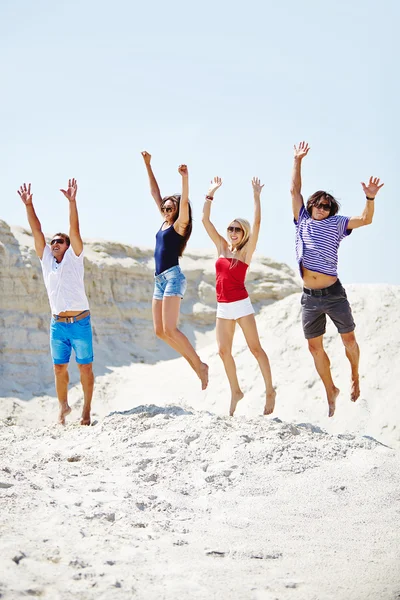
[294, 205, 352, 276]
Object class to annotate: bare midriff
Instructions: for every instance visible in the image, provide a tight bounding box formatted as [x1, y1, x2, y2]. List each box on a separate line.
[302, 265, 338, 290]
[57, 310, 87, 317]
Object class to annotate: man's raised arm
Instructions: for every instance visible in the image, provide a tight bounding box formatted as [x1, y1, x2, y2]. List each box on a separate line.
[60, 178, 83, 256]
[347, 177, 384, 230]
[17, 183, 46, 259]
[291, 141, 310, 221]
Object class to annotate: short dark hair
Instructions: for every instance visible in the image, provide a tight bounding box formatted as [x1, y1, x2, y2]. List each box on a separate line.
[306, 191, 340, 217]
[160, 195, 192, 256]
[53, 232, 71, 246]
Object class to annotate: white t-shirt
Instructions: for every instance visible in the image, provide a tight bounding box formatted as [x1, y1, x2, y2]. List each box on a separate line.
[40, 245, 90, 315]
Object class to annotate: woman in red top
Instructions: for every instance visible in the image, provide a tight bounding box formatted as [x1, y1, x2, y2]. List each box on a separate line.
[202, 176, 275, 417]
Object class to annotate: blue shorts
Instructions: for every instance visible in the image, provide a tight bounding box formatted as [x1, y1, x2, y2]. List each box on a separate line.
[50, 314, 94, 365]
[153, 265, 187, 300]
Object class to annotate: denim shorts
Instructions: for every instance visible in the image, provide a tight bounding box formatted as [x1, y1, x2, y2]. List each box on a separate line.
[50, 314, 94, 365]
[153, 265, 187, 300]
[301, 280, 355, 339]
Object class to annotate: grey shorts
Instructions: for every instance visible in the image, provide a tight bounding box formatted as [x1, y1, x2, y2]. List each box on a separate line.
[301, 280, 355, 339]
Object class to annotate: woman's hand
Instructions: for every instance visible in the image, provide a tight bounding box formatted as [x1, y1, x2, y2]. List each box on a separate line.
[361, 176, 384, 199]
[293, 141, 310, 160]
[141, 151, 152, 165]
[207, 176, 223, 198]
[252, 177, 264, 195]
[178, 164, 188, 178]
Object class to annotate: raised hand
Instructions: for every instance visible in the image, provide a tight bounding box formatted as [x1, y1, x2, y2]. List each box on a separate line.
[252, 177, 264, 195]
[361, 176, 384, 199]
[294, 141, 310, 160]
[17, 183, 33, 205]
[141, 150, 151, 165]
[207, 176, 223, 197]
[60, 178, 78, 202]
[178, 164, 188, 177]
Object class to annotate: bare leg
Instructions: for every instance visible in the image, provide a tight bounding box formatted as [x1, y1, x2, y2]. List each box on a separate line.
[341, 332, 360, 402]
[153, 297, 208, 390]
[216, 318, 243, 416]
[237, 314, 276, 415]
[54, 363, 71, 425]
[308, 335, 339, 417]
[78, 363, 94, 425]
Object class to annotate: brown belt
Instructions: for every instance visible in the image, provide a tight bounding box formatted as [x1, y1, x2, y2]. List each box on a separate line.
[52, 310, 90, 324]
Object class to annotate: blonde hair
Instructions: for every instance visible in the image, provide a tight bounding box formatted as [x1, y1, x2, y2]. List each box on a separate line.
[227, 218, 251, 267]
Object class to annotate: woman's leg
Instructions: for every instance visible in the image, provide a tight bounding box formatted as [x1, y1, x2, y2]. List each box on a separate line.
[152, 298, 196, 370]
[158, 296, 209, 390]
[237, 314, 276, 415]
[216, 318, 244, 416]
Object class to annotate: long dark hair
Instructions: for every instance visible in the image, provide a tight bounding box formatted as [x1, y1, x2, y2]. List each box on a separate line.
[306, 191, 340, 217]
[161, 194, 193, 256]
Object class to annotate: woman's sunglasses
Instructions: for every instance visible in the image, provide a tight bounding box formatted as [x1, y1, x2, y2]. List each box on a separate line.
[161, 206, 175, 213]
[50, 238, 66, 245]
[227, 226, 243, 233]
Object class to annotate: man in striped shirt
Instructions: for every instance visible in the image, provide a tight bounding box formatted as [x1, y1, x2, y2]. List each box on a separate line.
[291, 141, 384, 417]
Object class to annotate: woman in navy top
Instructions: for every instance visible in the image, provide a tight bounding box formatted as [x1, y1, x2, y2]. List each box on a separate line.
[142, 151, 209, 390]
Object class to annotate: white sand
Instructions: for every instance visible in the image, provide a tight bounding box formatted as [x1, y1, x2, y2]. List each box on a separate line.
[1, 285, 400, 599]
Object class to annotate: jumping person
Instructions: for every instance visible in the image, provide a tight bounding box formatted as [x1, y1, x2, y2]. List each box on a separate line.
[291, 141, 384, 417]
[17, 179, 94, 425]
[202, 176, 275, 417]
[141, 151, 209, 390]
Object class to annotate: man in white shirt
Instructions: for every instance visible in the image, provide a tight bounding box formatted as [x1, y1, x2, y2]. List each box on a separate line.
[18, 179, 94, 425]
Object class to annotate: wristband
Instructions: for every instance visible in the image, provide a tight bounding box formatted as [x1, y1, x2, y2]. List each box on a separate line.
[205, 195, 214, 201]
[366, 196, 375, 201]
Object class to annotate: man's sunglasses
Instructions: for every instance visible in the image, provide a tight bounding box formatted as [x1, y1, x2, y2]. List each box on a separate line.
[316, 203, 331, 211]
[50, 238, 66, 245]
[227, 226, 243, 233]
[161, 206, 175, 213]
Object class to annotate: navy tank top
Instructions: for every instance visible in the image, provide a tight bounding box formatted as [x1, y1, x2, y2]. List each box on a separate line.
[154, 224, 184, 275]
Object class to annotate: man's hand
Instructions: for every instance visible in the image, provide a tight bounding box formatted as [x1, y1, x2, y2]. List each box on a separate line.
[252, 177, 264, 195]
[141, 151, 152, 165]
[294, 141, 310, 160]
[178, 164, 188, 178]
[207, 177, 223, 198]
[60, 178, 78, 202]
[361, 176, 384, 199]
[17, 183, 33, 205]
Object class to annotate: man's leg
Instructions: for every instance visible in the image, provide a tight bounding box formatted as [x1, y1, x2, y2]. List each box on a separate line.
[340, 332, 360, 402]
[78, 363, 94, 425]
[307, 335, 340, 417]
[54, 363, 72, 425]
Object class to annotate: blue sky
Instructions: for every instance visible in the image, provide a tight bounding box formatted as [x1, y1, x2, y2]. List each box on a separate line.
[1, 0, 398, 283]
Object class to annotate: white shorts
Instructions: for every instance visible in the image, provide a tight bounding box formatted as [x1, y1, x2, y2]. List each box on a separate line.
[216, 297, 255, 320]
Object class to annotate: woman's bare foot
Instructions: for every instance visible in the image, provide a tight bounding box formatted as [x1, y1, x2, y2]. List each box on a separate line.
[229, 390, 244, 416]
[80, 408, 91, 426]
[327, 387, 340, 417]
[58, 402, 72, 425]
[263, 388, 276, 415]
[199, 363, 209, 390]
[350, 377, 360, 402]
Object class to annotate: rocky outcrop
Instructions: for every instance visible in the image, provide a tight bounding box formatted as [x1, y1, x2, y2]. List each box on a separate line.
[0, 220, 301, 396]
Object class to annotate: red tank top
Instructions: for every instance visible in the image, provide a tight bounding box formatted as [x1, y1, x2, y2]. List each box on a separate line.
[215, 257, 249, 303]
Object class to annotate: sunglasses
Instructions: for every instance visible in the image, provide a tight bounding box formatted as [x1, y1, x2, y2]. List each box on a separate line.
[50, 238, 66, 246]
[315, 203, 331, 211]
[227, 226, 243, 233]
[161, 206, 175, 213]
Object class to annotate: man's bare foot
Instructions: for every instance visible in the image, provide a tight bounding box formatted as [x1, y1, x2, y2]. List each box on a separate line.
[80, 410, 91, 426]
[263, 388, 276, 415]
[327, 387, 340, 417]
[58, 402, 72, 425]
[229, 390, 244, 417]
[351, 377, 360, 402]
[199, 363, 209, 390]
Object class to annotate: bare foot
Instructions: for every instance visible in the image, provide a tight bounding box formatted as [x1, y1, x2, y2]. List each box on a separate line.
[58, 402, 72, 425]
[199, 363, 209, 390]
[263, 388, 276, 415]
[351, 377, 360, 402]
[229, 390, 244, 417]
[80, 412, 91, 426]
[327, 387, 340, 418]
